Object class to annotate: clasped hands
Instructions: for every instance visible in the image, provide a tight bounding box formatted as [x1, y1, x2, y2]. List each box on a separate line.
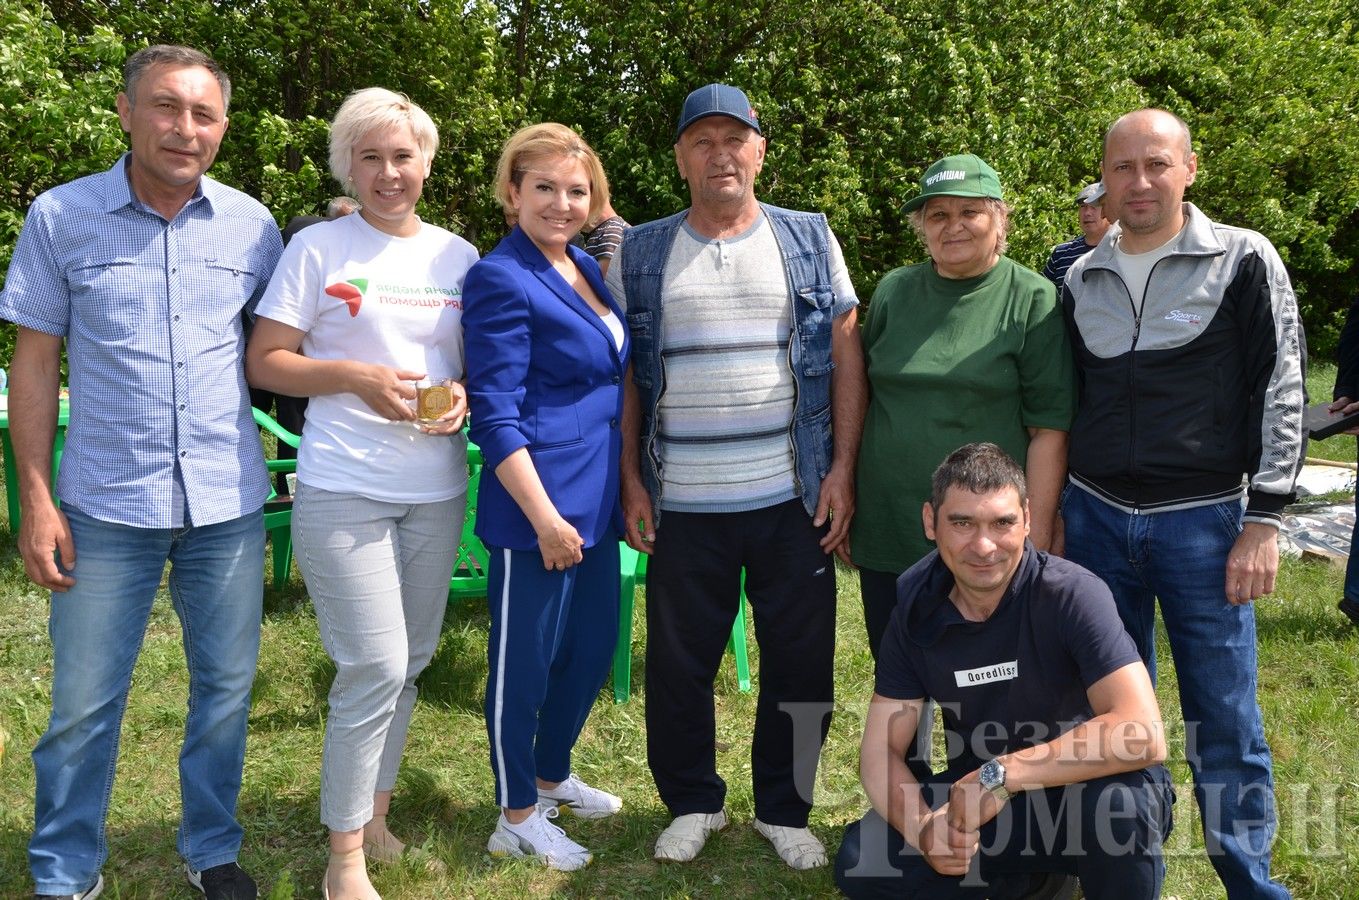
[912, 767, 1006, 876]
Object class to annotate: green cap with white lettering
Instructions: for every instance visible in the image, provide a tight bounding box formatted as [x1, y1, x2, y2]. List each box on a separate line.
[902, 153, 1004, 213]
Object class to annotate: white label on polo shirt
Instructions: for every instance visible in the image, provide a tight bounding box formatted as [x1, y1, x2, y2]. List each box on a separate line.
[954, 660, 1019, 687]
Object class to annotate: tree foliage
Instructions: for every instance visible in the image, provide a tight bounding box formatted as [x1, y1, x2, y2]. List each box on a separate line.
[2, 0, 1357, 364]
[0, 3, 124, 272]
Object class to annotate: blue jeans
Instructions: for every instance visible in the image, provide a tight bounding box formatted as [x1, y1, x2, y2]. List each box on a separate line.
[29, 506, 264, 896]
[1061, 486, 1289, 900]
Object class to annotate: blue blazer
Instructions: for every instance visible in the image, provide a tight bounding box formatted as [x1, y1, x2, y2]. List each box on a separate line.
[465, 226, 631, 551]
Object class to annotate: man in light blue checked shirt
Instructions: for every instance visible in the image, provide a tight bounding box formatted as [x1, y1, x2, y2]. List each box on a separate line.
[0, 45, 282, 900]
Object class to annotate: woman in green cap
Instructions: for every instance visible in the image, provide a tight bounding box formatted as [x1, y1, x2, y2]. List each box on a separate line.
[851, 153, 1076, 655]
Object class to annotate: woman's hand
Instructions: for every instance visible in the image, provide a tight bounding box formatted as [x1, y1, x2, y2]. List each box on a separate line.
[535, 514, 585, 571]
[346, 362, 422, 421]
[417, 381, 468, 435]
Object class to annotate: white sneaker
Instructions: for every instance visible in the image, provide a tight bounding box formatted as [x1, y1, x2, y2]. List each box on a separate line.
[487, 806, 592, 871]
[653, 810, 728, 862]
[753, 818, 827, 870]
[537, 773, 623, 819]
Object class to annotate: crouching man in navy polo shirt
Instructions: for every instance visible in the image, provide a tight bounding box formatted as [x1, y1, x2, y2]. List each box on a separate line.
[834, 443, 1173, 899]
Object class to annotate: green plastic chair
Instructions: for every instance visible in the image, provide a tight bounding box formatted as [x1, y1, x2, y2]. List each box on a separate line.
[449, 442, 492, 601]
[252, 407, 301, 589]
[0, 395, 69, 531]
[612, 550, 752, 703]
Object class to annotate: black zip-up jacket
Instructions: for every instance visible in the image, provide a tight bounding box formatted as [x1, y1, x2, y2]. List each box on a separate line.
[1061, 203, 1306, 525]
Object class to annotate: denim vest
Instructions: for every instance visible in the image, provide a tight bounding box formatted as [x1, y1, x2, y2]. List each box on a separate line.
[621, 203, 837, 524]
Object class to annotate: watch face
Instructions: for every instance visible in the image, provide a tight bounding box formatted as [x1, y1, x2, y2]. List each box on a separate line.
[981, 760, 1004, 790]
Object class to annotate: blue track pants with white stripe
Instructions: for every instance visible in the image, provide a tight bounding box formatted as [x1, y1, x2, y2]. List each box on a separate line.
[484, 540, 620, 809]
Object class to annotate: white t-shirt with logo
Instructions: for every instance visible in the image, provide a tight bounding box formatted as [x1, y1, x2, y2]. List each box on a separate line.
[255, 213, 479, 502]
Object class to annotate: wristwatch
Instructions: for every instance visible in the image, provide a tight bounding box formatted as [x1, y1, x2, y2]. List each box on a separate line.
[979, 759, 1011, 802]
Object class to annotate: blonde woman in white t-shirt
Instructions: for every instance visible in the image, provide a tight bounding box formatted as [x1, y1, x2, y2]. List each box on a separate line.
[246, 88, 478, 900]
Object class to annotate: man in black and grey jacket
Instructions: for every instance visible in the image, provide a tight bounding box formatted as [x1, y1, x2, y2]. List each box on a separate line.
[1060, 108, 1303, 900]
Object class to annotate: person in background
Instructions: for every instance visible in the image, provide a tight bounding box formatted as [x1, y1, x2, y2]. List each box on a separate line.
[281, 195, 360, 245]
[1, 44, 282, 900]
[1328, 291, 1359, 630]
[1040, 181, 1110, 288]
[852, 154, 1074, 658]
[577, 200, 629, 276]
[247, 88, 477, 900]
[465, 123, 629, 872]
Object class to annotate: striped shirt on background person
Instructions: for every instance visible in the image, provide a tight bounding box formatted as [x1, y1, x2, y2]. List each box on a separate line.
[582, 215, 629, 263]
[1040, 235, 1097, 288]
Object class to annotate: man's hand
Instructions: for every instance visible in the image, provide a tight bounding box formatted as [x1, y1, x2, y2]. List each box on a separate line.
[622, 476, 655, 554]
[1328, 396, 1359, 435]
[815, 465, 855, 565]
[915, 806, 978, 876]
[19, 502, 76, 592]
[945, 767, 1007, 835]
[1225, 521, 1279, 605]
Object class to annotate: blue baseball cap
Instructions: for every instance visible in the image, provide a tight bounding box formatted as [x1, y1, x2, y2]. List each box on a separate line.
[675, 83, 761, 142]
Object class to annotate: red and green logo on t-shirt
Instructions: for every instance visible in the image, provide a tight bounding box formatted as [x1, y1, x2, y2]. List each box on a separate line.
[324, 278, 368, 317]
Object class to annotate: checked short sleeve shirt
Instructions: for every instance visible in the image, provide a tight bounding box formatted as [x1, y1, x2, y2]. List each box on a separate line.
[0, 154, 284, 528]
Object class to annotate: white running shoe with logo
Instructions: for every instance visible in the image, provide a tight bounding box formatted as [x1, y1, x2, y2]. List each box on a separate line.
[536, 772, 623, 819]
[487, 806, 593, 871]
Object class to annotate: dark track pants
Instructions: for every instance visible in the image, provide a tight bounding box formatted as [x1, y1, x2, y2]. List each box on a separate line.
[645, 499, 835, 827]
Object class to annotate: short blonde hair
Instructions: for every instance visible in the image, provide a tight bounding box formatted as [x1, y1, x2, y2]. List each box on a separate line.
[907, 197, 1011, 257]
[329, 88, 439, 188]
[493, 123, 609, 226]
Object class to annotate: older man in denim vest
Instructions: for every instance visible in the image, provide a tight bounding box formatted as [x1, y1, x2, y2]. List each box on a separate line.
[607, 83, 866, 870]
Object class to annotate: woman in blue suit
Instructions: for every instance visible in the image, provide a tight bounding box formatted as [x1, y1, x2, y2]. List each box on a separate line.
[464, 123, 630, 871]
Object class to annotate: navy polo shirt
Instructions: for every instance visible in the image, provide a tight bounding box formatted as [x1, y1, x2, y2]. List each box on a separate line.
[876, 544, 1140, 776]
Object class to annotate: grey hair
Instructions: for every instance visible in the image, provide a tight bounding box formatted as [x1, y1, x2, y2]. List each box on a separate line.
[124, 45, 231, 111]
[328, 88, 439, 189]
[906, 196, 1011, 257]
[327, 196, 360, 218]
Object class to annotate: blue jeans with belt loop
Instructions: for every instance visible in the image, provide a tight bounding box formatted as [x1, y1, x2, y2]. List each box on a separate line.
[1061, 484, 1290, 900]
[30, 505, 264, 896]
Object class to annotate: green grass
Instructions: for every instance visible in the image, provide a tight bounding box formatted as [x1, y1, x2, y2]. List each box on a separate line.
[3, 376, 1358, 898]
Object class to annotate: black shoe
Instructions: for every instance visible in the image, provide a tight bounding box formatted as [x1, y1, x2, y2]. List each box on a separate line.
[185, 863, 258, 900]
[35, 874, 104, 900]
[1339, 597, 1359, 629]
